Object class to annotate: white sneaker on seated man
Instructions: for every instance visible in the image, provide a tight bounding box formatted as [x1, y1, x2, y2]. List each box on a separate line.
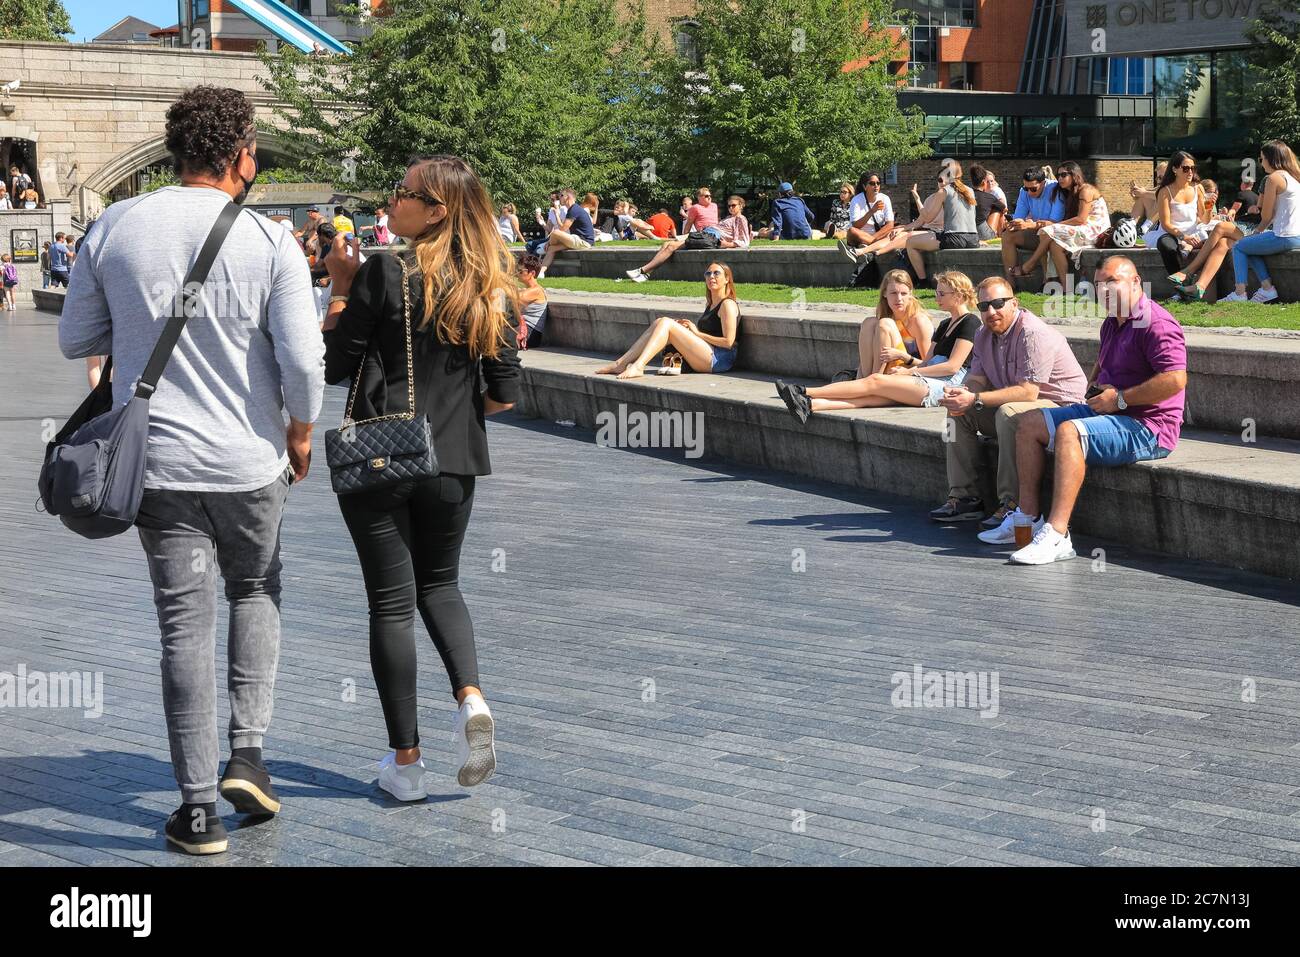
[977, 256, 1189, 564]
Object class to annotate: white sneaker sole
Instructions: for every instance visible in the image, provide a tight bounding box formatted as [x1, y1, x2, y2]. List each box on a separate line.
[457, 713, 497, 788]
[378, 769, 428, 802]
[1010, 547, 1076, 565]
[978, 529, 1016, 545]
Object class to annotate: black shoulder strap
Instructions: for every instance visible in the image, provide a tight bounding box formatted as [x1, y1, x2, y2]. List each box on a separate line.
[134, 202, 243, 399]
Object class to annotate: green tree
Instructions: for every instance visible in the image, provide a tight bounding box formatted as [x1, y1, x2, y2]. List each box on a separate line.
[259, 0, 654, 206]
[0, 0, 72, 41]
[645, 0, 928, 193]
[1245, 3, 1300, 146]
[139, 166, 178, 193]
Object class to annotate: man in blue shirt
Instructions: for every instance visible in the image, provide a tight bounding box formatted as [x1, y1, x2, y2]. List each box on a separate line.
[769, 182, 816, 240]
[1000, 167, 1066, 280]
[48, 232, 72, 287]
[537, 188, 596, 279]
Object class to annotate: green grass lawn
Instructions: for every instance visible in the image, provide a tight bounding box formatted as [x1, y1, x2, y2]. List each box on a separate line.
[540, 276, 1300, 332]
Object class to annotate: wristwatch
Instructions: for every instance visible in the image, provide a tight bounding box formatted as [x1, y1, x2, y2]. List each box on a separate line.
[973, 397, 985, 413]
[1116, 390, 1128, 411]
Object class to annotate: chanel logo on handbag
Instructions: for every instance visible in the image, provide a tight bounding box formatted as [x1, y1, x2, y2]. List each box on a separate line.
[369, 457, 387, 470]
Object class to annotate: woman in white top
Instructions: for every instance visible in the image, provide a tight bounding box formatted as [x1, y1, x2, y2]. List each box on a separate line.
[1171, 179, 1253, 300]
[497, 203, 522, 243]
[0, 185, 10, 210]
[1147, 151, 1210, 284]
[1223, 140, 1300, 303]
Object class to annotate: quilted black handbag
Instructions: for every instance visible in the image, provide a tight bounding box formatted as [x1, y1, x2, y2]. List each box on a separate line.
[324, 256, 438, 494]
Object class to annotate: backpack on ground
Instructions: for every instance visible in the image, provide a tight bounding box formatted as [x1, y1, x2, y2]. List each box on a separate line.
[683, 230, 722, 250]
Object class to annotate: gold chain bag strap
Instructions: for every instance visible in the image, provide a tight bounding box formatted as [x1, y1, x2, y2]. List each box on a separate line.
[324, 255, 439, 494]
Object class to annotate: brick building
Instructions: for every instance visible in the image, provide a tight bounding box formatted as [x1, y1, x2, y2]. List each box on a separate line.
[181, 1, 380, 53]
[185, 0, 693, 53]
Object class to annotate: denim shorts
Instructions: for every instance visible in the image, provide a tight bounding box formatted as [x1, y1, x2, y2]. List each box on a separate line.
[1042, 404, 1171, 466]
[913, 359, 967, 408]
[710, 345, 737, 372]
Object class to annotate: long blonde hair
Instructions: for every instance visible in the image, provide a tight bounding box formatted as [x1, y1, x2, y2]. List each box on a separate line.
[942, 159, 976, 207]
[406, 155, 515, 360]
[876, 268, 925, 337]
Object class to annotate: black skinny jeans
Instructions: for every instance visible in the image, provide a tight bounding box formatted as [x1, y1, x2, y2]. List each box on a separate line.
[338, 473, 480, 750]
[1155, 233, 1187, 276]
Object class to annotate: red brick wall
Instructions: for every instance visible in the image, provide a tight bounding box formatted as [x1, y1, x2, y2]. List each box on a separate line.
[212, 37, 259, 53]
[936, 2, 1032, 91]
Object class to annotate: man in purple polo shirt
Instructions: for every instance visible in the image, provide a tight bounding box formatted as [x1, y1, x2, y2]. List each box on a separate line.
[934, 275, 1087, 524]
[1004, 256, 1188, 565]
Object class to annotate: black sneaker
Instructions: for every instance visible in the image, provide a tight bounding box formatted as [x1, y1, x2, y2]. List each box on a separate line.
[165, 804, 228, 855]
[219, 755, 282, 816]
[929, 496, 985, 522]
[775, 380, 811, 425]
[980, 502, 1015, 529]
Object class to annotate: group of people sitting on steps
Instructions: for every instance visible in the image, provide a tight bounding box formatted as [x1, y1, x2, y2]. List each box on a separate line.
[535, 139, 1300, 305]
[1137, 140, 1300, 303]
[588, 253, 1187, 568]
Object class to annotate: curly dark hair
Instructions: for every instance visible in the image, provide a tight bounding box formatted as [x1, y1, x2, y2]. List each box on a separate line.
[516, 253, 541, 275]
[164, 86, 257, 178]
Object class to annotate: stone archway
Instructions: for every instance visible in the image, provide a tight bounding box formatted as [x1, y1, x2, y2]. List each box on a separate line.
[0, 120, 50, 205]
[84, 128, 302, 197]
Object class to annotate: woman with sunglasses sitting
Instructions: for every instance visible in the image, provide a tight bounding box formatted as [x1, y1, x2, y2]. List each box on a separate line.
[1145, 151, 1210, 286]
[626, 196, 751, 282]
[776, 270, 976, 422]
[843, 161, 978, 285]
[1012, 162, 1109, 284]
[596, 263, 740, 377]
[320, 157, 522, 801]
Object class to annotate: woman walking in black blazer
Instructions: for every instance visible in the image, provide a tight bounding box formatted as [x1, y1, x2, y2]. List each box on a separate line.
[322, 155, 521, 800]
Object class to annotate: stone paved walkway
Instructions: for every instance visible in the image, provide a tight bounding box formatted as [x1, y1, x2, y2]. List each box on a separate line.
[2, 312, 1298, 866]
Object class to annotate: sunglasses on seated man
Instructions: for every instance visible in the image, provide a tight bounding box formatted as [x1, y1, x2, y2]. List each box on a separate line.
[977, 296, 1013, 313]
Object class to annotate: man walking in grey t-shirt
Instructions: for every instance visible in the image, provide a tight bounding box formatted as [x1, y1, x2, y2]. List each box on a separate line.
[59, 87, 324, 855]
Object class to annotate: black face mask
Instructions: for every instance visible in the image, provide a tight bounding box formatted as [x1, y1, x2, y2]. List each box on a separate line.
[234, 150, 258, 205]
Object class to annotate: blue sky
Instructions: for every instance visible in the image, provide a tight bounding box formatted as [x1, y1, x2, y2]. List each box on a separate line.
[65, 1, 182, 41]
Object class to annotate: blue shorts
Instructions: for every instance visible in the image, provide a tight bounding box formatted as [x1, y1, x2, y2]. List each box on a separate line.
[1042, 404, 1171, 466]
[710, 345, 737, 372]
[913, 358, 966, 408]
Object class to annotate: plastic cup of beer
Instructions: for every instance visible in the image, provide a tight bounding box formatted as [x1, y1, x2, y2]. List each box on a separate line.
[1013, 511, 1034, 548]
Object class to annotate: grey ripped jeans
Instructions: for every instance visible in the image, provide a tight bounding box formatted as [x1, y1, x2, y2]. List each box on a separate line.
[135, 466, 292, 804]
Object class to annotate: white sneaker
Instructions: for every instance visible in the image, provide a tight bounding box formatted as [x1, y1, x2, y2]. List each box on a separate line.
[453, 694, 497, 787]
[629, 269, 648, 283]
[977, 508, 1045, 545]
[1220, 291, 1248, 302]
[1251, 286, 1278, 303]
[1009, 523, 1076, 565]
[377, 752, 428, 802]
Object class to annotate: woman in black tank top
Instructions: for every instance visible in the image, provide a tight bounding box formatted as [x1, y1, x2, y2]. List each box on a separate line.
[595, 262, 741, 377]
